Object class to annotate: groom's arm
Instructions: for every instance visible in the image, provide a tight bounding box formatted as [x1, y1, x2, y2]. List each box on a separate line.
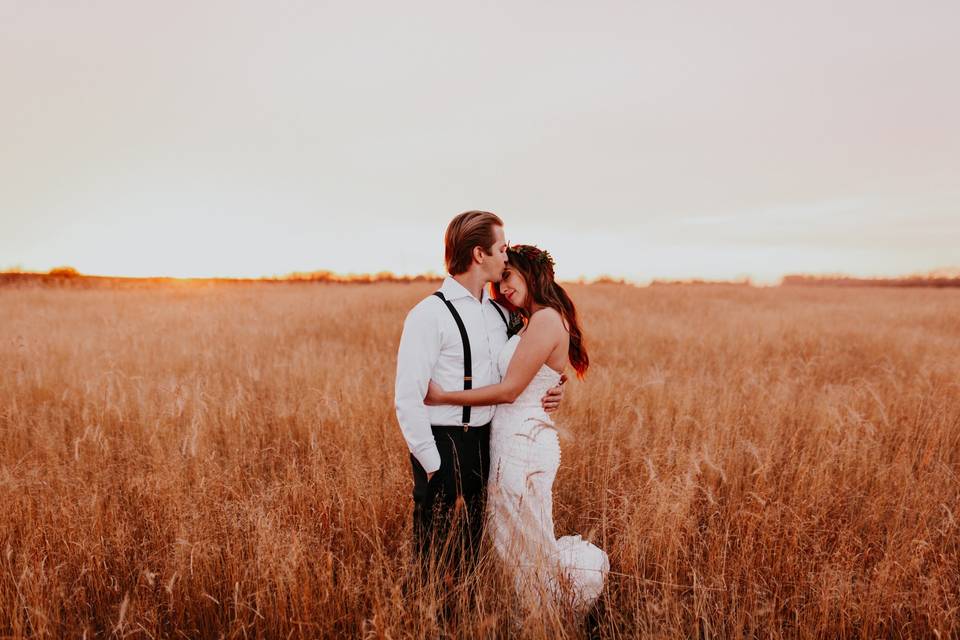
[395, 301, 443, 475]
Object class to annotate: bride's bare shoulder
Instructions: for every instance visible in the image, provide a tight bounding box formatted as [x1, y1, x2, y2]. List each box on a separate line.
[527, 307, 565, 335]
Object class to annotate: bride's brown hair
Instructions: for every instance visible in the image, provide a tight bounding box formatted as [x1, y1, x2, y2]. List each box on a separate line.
[491, 245, 589, 379]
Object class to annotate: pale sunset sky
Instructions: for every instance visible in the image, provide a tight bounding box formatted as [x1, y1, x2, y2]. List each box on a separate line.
[2, 1, 958, 283]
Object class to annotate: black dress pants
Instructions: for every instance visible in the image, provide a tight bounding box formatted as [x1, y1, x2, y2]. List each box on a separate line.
[410, 423, 491, 576]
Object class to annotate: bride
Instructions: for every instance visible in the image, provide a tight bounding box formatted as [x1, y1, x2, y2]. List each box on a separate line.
[425, 244, 609, 614]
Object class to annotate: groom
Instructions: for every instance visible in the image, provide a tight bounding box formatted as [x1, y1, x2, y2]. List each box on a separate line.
[394, 210, 566, 575]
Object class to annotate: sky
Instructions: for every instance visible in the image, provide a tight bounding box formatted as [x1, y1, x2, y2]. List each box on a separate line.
[2, 0, 958, 284]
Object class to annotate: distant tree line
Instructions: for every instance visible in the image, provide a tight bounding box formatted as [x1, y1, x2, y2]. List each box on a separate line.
[3, 267, 959, 289]
[781, 274, 960, 288]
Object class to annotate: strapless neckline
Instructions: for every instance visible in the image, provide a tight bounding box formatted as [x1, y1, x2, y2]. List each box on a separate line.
[501, 334, 564, 381]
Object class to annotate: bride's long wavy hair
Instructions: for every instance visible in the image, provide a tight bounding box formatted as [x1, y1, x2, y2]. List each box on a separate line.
[491, 244, 589, 379]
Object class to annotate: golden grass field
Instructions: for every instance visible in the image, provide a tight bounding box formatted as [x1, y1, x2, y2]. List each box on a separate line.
[1, 281, 958, 639]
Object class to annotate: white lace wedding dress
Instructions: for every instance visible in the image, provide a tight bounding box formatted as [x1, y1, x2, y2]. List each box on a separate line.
[487, 334, 609, 613]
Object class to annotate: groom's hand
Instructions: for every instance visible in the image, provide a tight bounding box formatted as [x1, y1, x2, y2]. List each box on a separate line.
[541, 373, 568, 413]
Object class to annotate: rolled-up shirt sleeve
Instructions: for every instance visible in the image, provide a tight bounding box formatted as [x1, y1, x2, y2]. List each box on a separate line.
[395, 300, 442, 473]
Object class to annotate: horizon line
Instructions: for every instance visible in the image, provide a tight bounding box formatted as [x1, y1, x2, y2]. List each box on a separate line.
[3, 265, 960, 288]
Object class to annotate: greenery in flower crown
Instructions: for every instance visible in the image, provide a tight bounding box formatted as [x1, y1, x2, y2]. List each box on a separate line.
[507, 244, 555, 271]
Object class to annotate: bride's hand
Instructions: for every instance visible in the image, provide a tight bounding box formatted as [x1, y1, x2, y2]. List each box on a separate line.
[424, 380, 446, 406]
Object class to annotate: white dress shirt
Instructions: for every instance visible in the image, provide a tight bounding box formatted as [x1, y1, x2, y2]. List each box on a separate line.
[395, 276, 511, 474]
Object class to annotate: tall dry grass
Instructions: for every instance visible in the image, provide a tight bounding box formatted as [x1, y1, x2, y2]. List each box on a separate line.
[1, 282, 958, 638]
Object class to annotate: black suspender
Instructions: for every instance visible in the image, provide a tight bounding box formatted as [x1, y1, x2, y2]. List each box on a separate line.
[432, 291, 510, 430]
[489, 300, 521, 338]
[489, 299, 508, 327]
[433, 291, 472, 428]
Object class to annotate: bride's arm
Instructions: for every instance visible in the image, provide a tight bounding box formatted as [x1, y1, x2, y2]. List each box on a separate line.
[426, 310, 563, 406]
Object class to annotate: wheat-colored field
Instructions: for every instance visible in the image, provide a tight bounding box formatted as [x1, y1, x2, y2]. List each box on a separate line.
[1, 281, 958, 639]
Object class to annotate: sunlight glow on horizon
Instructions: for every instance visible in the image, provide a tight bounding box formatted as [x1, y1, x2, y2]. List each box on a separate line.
[5, 204, 957, 286]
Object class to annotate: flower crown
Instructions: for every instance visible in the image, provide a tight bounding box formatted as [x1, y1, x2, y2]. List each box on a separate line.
[507, 244, 555, 271]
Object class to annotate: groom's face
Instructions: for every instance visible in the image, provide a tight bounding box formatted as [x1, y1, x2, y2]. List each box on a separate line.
[484, 225, 508, 283]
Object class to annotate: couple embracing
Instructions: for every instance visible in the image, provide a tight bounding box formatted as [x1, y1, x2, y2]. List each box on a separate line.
[394, 210, 609, 614]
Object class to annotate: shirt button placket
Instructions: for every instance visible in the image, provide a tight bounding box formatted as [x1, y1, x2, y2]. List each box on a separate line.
[481, 304, 496, 423]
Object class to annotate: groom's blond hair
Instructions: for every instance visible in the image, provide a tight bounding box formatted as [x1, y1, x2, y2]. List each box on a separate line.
[444, 210, 504, 275]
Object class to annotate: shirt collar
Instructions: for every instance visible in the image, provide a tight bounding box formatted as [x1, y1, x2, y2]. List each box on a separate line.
[441, 276, 490, 303]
